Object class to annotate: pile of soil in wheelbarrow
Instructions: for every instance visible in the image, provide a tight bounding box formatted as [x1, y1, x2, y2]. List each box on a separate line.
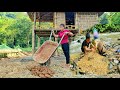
[33, 41, 58, 63]
[30, 66, 55, 78]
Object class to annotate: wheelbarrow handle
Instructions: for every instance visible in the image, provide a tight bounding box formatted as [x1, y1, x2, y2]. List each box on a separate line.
[49, 30, 53, 40]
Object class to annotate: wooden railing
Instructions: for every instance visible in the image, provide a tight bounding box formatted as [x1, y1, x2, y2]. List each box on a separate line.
[34, 29, 79, 37]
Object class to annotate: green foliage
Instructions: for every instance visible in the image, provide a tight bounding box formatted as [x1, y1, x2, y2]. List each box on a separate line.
[0, 44, 12, 50]
[5, 12, 16, 19]
[110, 12, 120, 24]
[10, 17, 33, 47]
[0, 12, 33, 48]
[18, 47, 32, 52]
[40, 37, 50, 45]
[89, 12, 120, 33]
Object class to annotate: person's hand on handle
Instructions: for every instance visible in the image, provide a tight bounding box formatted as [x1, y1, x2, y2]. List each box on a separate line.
[52, 30, 54, 33]
[52, 30, 59, 38]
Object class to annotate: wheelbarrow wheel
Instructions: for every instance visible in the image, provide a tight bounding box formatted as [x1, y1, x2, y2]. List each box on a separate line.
[45, 59, 51, 66]
[39, 59, 51, 66]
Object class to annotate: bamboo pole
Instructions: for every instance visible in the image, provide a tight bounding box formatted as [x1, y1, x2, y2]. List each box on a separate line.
[38, 12, 40, 47]
[54, 12, 58, 56]
[32, 12, 36, 55]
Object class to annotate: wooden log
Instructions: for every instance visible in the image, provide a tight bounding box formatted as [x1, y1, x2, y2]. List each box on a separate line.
[32, 12, 36, 55]
[37, 35, 53, 37]
[35, 32, 51, 34]
[37, 15, 41, 47]
[54, 12, 57, 29]
[36, 33, 53, 36]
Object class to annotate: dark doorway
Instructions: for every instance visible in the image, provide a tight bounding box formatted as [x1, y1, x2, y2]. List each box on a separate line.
[65, 12, 75, 25]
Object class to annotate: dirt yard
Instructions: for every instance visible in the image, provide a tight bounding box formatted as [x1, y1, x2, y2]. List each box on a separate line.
[0, 54, 120, 78]
[0, 32, 119, 78]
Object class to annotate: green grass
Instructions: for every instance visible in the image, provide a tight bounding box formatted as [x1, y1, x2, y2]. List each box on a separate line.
[0, 44, 12, 50]
[14, 45, 32, 52]
[20, 47, 32, 52]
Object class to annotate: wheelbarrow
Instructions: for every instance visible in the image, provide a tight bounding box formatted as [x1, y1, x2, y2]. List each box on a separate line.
[33, 30, 66, 66]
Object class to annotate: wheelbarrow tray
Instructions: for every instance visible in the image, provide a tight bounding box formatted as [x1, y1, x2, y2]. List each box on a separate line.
[33, 40, 59, 64]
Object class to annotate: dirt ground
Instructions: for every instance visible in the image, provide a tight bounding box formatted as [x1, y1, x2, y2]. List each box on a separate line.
[0, 32, 120, 78]
[0, 54, 120, 78]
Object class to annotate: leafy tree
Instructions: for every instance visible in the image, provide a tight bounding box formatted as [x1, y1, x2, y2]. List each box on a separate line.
[89, 12, 120, 33]
[0, 12, 33, 48]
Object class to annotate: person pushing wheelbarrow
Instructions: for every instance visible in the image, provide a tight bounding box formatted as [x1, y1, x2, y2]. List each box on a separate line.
[52, 24, 74, 68]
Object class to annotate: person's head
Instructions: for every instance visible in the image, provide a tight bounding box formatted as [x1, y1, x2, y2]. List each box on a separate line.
[60, 24, 65, 30]
[86, 32, 90, 43]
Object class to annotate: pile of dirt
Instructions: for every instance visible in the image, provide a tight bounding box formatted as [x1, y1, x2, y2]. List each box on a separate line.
[0, 61, 29, 78]
[70, 53, 85, 62]
[30, 66, 54, 78]
[70, 53, 80, 62]
[77, 52, 109, 75]
[0, 59, 40, 78]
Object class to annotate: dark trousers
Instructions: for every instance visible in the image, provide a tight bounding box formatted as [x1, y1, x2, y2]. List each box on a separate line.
[61, 43, 70, 64]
